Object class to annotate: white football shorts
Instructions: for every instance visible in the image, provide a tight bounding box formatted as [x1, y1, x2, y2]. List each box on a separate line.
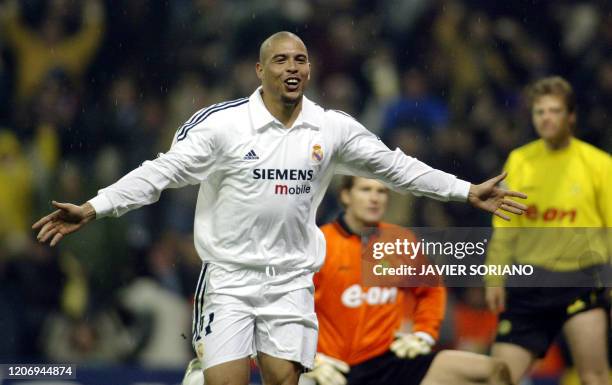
[192, 263, 318, 370]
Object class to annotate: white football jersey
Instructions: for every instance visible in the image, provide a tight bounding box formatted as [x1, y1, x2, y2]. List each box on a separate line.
[89, 87, 470, 275]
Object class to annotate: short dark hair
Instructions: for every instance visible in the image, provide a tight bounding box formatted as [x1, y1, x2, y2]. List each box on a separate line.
[338, 176, 356, 209]
[339, 175, 356, 192]
[526, 76, 576, 114]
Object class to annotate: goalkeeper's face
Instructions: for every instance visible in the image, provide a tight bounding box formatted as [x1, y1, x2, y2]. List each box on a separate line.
[532, 95, 575, 144]
[341, 178, 389, 226]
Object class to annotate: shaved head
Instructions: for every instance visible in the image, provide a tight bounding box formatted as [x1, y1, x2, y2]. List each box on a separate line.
[256, 30, 310, 112]
[259, 31, 307, 63]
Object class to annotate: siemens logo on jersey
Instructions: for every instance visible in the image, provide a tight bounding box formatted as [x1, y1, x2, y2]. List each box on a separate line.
[253, 168, 314, 181]
[341, 284, 398, 308]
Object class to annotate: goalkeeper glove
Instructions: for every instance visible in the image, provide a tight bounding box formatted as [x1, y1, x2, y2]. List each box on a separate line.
[390, 332, 434, 359]
[302, 352, 350, 385]
[182, 358, 204, 385]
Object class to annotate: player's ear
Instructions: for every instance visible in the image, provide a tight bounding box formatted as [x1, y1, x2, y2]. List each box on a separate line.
[569, 111, 576, 130]
[340, 189, 350, 207]
[255, 63, 263, 80]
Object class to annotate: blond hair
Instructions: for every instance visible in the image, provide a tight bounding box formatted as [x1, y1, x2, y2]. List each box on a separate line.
[526, 76, 576, 113]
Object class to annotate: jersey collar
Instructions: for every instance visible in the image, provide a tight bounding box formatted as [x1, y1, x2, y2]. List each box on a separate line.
[249, 87, 322, 132]
[335, 214, 356, 238]
[334, 214, 382, 239]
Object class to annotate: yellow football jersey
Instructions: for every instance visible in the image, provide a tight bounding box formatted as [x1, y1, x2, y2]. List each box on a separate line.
[487, 138, 611, 275]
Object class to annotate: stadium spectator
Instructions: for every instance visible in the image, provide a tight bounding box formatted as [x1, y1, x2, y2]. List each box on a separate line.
[0, 130, 33, 250]
[0, 0, 105, 102]
[119, 277, 192, 367]
[433, 2, 512, 116]
[381, 67, 449, 142]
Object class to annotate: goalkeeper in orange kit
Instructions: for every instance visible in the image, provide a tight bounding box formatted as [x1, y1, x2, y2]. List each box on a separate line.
[301, 176, 512, 385]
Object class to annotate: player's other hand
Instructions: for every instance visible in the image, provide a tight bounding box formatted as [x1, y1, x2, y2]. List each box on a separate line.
[486, 286, 506, 313]
[302, 353, 349, 385]
[468, 172, 528, 221]
[32, 201, 96, 246]
[390, 332, 433, 359]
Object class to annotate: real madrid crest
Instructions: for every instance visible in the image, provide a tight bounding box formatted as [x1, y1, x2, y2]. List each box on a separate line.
[311, 144, 323, 162]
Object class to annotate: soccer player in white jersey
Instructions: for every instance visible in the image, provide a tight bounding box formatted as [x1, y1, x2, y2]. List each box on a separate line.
[33, 31, 527, 385]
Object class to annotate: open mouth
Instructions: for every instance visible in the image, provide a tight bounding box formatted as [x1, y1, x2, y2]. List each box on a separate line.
[284, 77, 300, 91]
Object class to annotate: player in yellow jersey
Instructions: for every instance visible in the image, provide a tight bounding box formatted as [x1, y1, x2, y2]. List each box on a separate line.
[485, 76, 611, 385]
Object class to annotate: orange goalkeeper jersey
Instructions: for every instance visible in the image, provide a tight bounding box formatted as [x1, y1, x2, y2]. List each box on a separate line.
[314, 218, 446, 366]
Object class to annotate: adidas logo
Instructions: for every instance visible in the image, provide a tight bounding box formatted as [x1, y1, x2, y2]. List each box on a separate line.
[243, 149, 259, 160]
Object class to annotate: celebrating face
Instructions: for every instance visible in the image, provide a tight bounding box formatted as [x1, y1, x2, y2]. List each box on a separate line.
[256, 33, 311, 105]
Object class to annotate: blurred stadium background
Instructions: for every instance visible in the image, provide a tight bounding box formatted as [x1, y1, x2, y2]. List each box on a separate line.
[0, 0, 610, 384]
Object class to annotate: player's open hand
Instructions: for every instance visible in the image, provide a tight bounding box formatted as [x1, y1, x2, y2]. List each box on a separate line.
[468, 172, 527, 221]
[32, 201, 96, 246]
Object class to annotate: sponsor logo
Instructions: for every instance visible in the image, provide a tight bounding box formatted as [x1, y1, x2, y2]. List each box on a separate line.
[311, 144, 323, 162]
[274, 184, 311, 195]
[253, 168, 314, 181]
[525, 205, 577, 222]
[341, 284, 398, 307]
[243, 149, 259, 160]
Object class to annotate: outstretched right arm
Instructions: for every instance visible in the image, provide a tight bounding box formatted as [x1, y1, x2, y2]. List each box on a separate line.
[33, 121, 219, 246]
[88, 131, 217, 218]
[33, 201, 96, 246]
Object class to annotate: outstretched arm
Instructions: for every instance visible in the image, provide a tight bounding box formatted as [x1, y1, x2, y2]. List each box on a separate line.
[32, 118, 220, 246]
[335, 116, 527, 219]
[32, 201, 96, 246]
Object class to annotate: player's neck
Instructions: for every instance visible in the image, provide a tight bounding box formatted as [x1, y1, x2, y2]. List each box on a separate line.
[543, 135, 571, 150]
[343, 212, 376, 235]
[262, 92, 303, 128]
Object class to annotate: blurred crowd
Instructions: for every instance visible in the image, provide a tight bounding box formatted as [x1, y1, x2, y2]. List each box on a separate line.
[0, 0, 610, 379]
